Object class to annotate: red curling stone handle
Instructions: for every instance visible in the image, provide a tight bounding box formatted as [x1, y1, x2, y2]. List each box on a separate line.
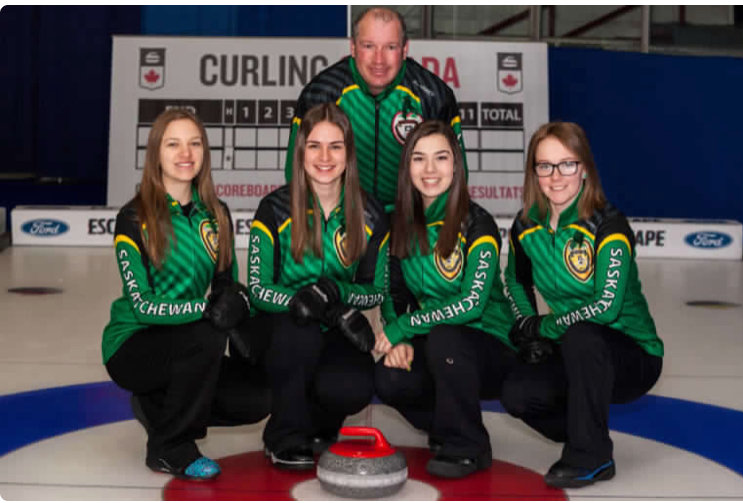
[339, 427, 392, 451]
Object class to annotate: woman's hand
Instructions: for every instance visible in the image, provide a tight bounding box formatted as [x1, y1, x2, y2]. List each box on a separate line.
[384, 343, 414, 370]
[374, 330, 393, 354]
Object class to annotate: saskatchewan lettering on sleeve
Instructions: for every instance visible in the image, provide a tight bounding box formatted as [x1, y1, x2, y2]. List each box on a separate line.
[118, 247, 206, 316]
[408, 248, 493, 327]
[247, 230, 291, 308]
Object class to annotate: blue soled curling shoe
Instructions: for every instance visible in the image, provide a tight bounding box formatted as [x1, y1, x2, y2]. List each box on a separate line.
[544, 459, 615, 488]
[183, 457, 221, 480]
[147, 455, 221, 481]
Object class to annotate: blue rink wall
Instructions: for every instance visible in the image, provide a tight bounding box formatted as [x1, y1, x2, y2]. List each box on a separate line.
[1, 6, 742, 225]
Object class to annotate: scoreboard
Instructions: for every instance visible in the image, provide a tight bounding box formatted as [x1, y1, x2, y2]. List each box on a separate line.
[110, 37, 548, 214]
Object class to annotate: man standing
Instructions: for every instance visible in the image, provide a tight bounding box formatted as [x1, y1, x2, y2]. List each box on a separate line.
[285, 7, 466, 208]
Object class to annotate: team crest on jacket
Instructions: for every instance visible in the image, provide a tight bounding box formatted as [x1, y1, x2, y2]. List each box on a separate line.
[563, 237, 593, 282]
[434, 246, 463, 281]
[392, 111, 423, 145]
[334, 227, 352, 267]
[199, 220, 219, 263]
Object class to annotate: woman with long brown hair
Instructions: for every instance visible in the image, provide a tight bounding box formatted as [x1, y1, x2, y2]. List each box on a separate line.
[247, 103, 388, 470]
[374, 120, 516, 479]
[501, 121, 663, 488]
[102, 109, 269, 480]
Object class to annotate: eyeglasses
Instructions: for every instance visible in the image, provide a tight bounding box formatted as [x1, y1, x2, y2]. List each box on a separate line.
[534, 160, 581, 177]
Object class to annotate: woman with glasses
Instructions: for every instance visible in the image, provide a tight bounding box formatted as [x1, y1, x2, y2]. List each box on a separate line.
[500, 121, 664, 488]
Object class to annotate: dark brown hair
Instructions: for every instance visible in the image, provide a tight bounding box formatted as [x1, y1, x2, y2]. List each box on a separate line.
[290, 103, 366, 264]
[133, 108, 232, 271]
[521, 121, 607, 223]
[391, 120, 468, 259]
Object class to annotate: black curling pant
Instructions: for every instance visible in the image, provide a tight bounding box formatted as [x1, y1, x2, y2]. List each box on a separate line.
[106, 320, 271, 468]
[261, 312, 375, 453]
[500, 321, 662, 469]
[375, 324, 517, 459]
[374, 337, 434, 432]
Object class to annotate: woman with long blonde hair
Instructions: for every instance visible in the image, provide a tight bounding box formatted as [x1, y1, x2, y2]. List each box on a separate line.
[102, 109, 269, 480]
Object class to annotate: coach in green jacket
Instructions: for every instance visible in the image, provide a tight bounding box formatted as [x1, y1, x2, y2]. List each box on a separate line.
[285, 7, 466, 208]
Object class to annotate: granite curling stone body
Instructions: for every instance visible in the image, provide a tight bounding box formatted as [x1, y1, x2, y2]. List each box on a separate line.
[317, 426, 408, 498]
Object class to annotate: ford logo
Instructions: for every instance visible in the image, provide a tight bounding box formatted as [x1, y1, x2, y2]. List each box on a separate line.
[684, 231, 732, 249]
[21, 219, 70, 237]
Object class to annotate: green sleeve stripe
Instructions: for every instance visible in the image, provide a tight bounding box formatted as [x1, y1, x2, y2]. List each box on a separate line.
[251, 220, 274, 246]
[597, 233, 632, 256]
[115, 235, 140, 254]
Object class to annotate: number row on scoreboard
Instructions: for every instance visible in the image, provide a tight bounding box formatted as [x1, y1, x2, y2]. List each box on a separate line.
[231, 100, 296, 125]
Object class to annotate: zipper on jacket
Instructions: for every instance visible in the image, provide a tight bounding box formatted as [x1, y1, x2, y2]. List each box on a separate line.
[374, 101, 380, 198]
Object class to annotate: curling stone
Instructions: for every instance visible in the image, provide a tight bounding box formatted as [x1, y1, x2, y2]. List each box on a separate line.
[317, 426, 407, 499]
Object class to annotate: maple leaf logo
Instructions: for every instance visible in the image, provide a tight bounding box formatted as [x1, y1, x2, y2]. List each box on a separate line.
[502, 73, 518, 88]
[144, 69, 160, 84]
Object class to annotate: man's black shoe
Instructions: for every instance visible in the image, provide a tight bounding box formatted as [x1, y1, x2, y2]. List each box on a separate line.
[544, 459, 615, 488]
[426, 450, 492, 479]
[309, 433, 338, 455]
[428, 438, 442, 454]
[266, 446, 315, 470]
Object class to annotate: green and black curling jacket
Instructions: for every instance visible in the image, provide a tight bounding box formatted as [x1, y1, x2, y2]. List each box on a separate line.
[247, 185, 389, 317]
[101, 188, 237, 364]
[285, 56, 466, 207]
[504, 194, 663, 357]
[381, 192, 515, 347]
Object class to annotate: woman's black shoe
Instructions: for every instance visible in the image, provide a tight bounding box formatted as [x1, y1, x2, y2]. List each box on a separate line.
[426, 450, 492, 478]
[266, 446, 315, 470]
[544, 459, 615, 488]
